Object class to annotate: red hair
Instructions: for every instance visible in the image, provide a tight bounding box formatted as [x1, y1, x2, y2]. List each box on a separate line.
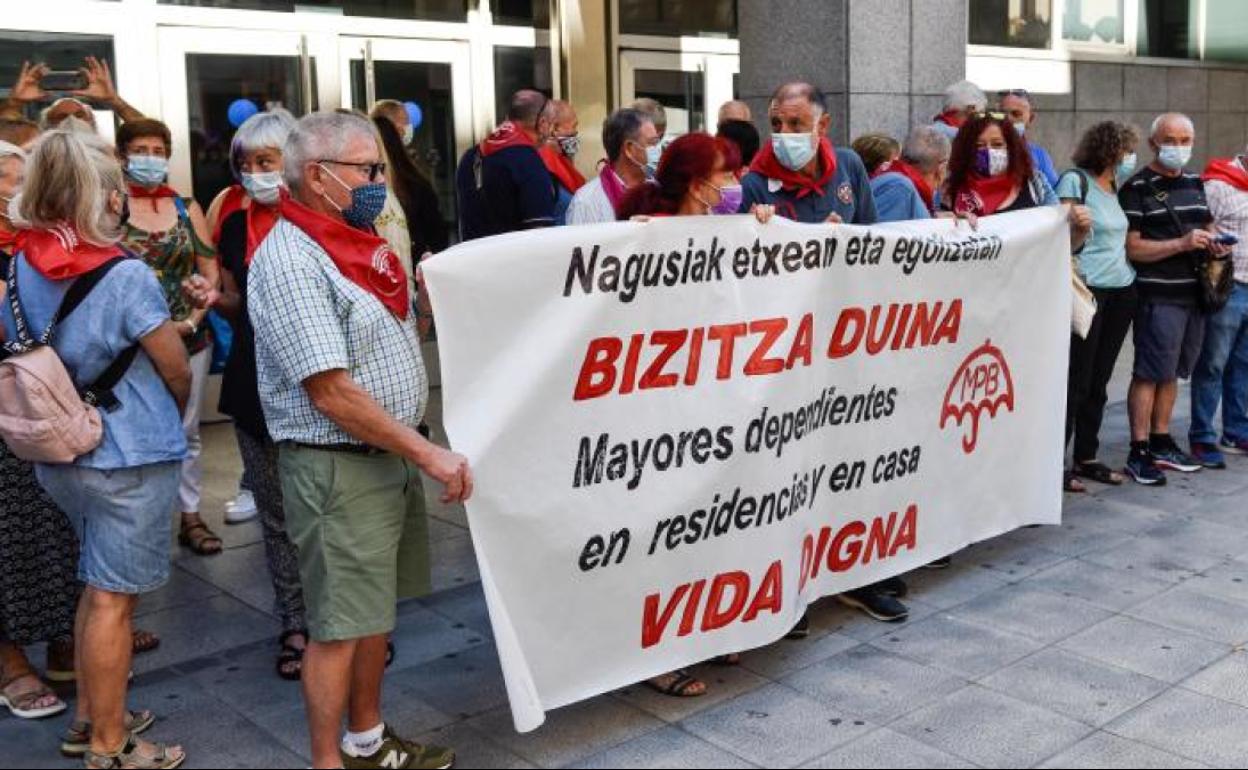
[617, 133, 734, 219]
[943, 114, 1034, 201]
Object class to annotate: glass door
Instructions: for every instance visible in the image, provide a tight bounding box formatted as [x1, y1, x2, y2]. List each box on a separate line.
[619, 49, 738, 137]
[340, 37, 473, 248]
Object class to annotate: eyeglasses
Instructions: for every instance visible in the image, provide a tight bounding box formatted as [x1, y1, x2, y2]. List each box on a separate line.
[317, 159, 386, 182]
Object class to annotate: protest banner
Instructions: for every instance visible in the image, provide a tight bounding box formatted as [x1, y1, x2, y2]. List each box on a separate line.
[422, 207, 1072, 732]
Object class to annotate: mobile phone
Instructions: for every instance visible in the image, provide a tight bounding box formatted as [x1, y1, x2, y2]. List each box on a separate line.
[1215, 233, 1240, 246]
[40, 70, 87, 92]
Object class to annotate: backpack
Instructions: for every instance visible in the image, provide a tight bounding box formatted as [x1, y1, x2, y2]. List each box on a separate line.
[0, 256, 139, 464]
[1057, 169, 1099, 339]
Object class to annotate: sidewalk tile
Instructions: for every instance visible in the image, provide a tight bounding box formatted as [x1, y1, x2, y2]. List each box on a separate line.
[1126, 586, 1248, 644]
[388, 605, 488, 671]
[798, 728, 974, 768]
[1080, 538, 1221, 584]
[391, 643, 510, 719]
[614, 660, 770, 723]
[869, 614, 1042, 678]
[415, 723, 538, 769]
[960, 539, 1069, 579]
[1023, 559, 1171, 612]
[1180, 650, 1248, 708]
[1003, 519, 1133, 558]
[1037, 731, 1210, 768]
[1058, 616, 1230, 682]
[469, 696, 664, 768]
[782, 645, 967, 722]
[571, 725, 755, 769]
[1107, 688, 1248, 767]
[136, 566, 222, 618]
[737, 628, 860, 679]
[946, 584, 1111, 644]
[1187, 561, 1248, 605]
[129, 594, 278, 675]
[899, 563, 1011, 610]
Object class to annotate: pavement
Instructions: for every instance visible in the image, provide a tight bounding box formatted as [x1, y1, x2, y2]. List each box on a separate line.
[5, 354, 1248, 769]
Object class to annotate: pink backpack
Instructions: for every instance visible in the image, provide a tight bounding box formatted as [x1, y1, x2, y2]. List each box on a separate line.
[0, 257, 138, 464]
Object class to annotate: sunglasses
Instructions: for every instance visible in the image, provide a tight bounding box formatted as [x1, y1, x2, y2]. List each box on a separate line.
[318, 159, 387, 182]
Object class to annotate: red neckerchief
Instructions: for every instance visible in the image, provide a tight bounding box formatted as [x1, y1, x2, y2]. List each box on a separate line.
[952, 172, 1017, 217]
[1202, 157, 1248, 193]
[18, 224, 124, 280]
[539, 145, 586, 193]
[598, 163, 629, 214]
[244, 201, 280, 266]
[749, 137, 838, 199]
[480, 121, 537, 158]
[127, 182, 179, 213]
[277, 197, 409, 320]
[935, 111, 964, 129]
[874, 159, 936, 215]
[213, 184, 248, 245]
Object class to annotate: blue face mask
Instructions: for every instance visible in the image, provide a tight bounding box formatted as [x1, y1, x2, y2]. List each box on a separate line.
[772, 131, 818, 172]
[1116, 153, 1138, 182]
[320, 164, 387, 229]
[645, 142, 663, 172]
[127, 155, 169, 187]
[1158, 145, 1192, 172]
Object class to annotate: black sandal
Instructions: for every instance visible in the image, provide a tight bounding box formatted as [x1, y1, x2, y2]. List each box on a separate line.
[1063, 471, 1088, 493]
[276, 630, 306, 681]
[1073, 460, 1125, 486]
[645, 670, 706, 698]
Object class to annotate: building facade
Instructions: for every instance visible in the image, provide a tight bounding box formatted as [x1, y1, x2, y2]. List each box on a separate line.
[4, 0, 1248, 240]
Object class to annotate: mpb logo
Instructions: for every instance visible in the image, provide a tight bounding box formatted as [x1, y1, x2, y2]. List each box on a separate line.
[940, 340, 1016, 454]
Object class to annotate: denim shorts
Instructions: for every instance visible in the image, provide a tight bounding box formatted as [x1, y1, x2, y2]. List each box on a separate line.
[1133, 298, 1207, 382]
[35, 462, 180, 595]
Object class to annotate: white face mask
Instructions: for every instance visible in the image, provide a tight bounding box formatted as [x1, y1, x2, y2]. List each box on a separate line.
[1158, 144, 1193, 172]
[241, 171, 284, 205]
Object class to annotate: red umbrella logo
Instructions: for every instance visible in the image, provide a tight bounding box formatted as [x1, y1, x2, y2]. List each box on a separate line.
[940, 340, 1016, 454]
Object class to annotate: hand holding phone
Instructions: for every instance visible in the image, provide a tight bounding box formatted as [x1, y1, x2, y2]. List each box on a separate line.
[40, 70, 89, 93]
[1215, 233, 1240, 246]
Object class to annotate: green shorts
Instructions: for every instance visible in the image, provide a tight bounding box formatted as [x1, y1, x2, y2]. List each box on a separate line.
[278, 444, 432, 642]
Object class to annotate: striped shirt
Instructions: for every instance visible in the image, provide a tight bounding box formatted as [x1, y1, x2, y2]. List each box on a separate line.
[1119, 166, 1212, 303]
[1204, 171, 1248, 283]
[248, 219, 428, 446]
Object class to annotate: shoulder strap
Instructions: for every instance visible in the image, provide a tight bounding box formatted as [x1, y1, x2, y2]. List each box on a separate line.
[55, 257, 130, 326]
[1058, 170, 1090, 204]
[52, 257, 137, 412]
[173, 196, 190, 221]
[1146, 173, 1189, 236]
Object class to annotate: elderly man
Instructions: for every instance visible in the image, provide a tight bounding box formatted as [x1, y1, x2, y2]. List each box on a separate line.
[998, 88, 1059, 186]
[566, 107, 658, 225]
[250, 111, 472, 770]
[1119, 113, 1231, 484]
[456, 89, 556, 240]
[718, 100, 752, 124]
[630, 97, 668, 166]
[739, 82, 878, 226]
[0, 58, 143, 129]
[538, 99, 586, 225]
[871, 125, 950, 222]
[1190, 148, 1248, 466]
[932, 80, 987, 140]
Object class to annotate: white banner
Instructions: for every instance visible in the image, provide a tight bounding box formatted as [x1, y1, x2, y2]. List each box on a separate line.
[423, 207, 1072, 732]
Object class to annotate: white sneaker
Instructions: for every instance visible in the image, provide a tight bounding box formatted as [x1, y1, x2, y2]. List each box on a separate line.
[224, 490, 258, 524]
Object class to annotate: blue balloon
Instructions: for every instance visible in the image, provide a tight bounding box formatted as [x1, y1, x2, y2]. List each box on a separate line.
[227, 99, 260, 128]
[404, 101, 423, 132]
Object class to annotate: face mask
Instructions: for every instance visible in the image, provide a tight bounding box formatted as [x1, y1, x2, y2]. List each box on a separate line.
[319, 164, 387, 229]
[1158, 145, 1192, 172]
[1013, 122, 1027, 137]
[712, 184, 743, 215]
[126, 155, 169, 187]
[975, 147, 1010, 177]
[773, 131, 818, 172]
[557, 134, 581, 159]
[645, 142, 663, 172]
[1117, 153, 1137, 181]
[402, 124, 414, 145]
[242, 171, 284, 205]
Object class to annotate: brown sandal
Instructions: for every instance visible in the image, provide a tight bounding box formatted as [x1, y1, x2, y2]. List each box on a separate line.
[646, 670, 706, 698]
[84, 734, 185, 769]
[132, 629, 161, 655]
[178, 519, 223, 555]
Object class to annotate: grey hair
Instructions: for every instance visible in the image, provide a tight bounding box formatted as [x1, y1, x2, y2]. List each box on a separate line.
[19, 128, 125, 246]
[603, 108, 653, 162]
[770, 82, 828, 118]
[943, 80, 987, 111]
[283, 111, 378, 192]
[902, 125, 952, 173]
[37, 98, 95, 130]
[1150, 112, 1195, 140]
[230, 108, 297, 178]
[631, 97, 668, 132]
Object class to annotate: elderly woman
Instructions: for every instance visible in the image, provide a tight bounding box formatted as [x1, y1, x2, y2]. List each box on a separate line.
[183, 109, 311, 681]
[1, 129, 190, 768]
[116, 118, 223, 557]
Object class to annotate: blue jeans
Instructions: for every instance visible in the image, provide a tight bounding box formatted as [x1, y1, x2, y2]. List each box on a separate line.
[1190, 282, 1248, 445]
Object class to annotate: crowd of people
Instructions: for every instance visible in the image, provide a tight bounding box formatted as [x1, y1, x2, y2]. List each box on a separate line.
[0, 56, 1246, 770]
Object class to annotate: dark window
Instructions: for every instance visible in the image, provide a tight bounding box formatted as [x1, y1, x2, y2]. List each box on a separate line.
[0, 32, 115, 121]
[185, 53, 311, 209]
[493, 0, 550, 28]
[1136, 0, 1197, 59]
[492, 46, 553, 124]
[158, 0, 468, 22]
[619, 0, 736, 37]
[634, 69, 705, 136]
[969, 0, 1053, 49]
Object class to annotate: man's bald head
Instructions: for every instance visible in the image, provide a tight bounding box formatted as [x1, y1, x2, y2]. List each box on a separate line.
[549, 99, 578, 136]
[40, 98, 96, 131]
[768, 82, 831, 138]
[1150, 112, 1195, 143]
[718, 100, 752, 124]
[508, 89, 550, 128]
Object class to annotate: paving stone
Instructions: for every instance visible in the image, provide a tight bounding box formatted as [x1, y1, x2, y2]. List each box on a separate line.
[0, 709, 74, 769]
[782, 645, 967, 722]
[388, 605, 488, 672]
[173, 541, 277, 619]
[1193, 561, 1248, 607]
[1140, 518, 1248, 562]
[1065, 497, 1174, 535]
[390, 643, 511, 719]
[614, 658, 771, 724]
[1058, 616, 1231, 683]
[868, 614, 1043, 679]
[136, 566, 223, 618]
[430, 532, 481, 592]
[1080, 537, 1222, 585]
[183, 643, 307, 719]
[415, 723, 538, 769]
[1023, 558, 1172, 612]
[571, 725, 755, 769]
[819, 596, 941, 643]
[420, 581, 494, 635]
[1037, 731, 1211, 769]
[946, 584, 1111, 644]
[469, 696, 664, 768]
[737, 626, 860, 679]
[959, 539, 1070, 579]
[680, 683, 874, 767]
[799, 727, 974, 768]
[1127, 586, 1248, 644]
[1002, 518, 1133, 558]
[130, 594, 280, 675]
[1107, 687, 1248, 767]
[979, 648, 1167, 727]
[899, 563, 1011, 610]
[890, 685, 1092, 768]
[1180, 650, 1248, 708]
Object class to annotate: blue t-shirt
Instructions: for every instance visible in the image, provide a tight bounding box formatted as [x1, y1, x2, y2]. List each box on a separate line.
[1056, 169, 1135, 289]
[1029, 143, 1060, 188]
[455, 145, 556, 241]
[553, 179, 575, 226]
[739, 147, 878, 225]
[871, 173, 930, 222]
[1, 256, 187, 470]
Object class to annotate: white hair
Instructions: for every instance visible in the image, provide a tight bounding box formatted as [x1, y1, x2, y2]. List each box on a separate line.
[20, 128, 125, 246]
[283, 111, 378, 192]
[231, 108, 297, 178]
[37, 98, 95, 131]
[902, 125, 952, 173]
[1150, 112, 1195, 140]
[943, 80, 987, 111]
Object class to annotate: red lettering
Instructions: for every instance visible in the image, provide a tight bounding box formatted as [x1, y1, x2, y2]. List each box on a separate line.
[639, 330, 687, 390]
[828, 308, 866, 359]
[865, 304, 899, 355]
[933, 299, 962, 345]
[573, 337, 621, 401]
[677, 579, 706, 637]
[701, 571, 751, 632]
[641, 583, 689, 649]
[787, 313, 814, 369]
[684, 327, 704, 386]
[744, 318, 788, 375]
[890, 504, 918, 556]
[619, 333, 644, 395]
[742, 561, 784, 622]
[827, 521, 866, 572]
[864, 511, 898, 565]
[708, 323, 748, 380]
[889, 303, 915, 350]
